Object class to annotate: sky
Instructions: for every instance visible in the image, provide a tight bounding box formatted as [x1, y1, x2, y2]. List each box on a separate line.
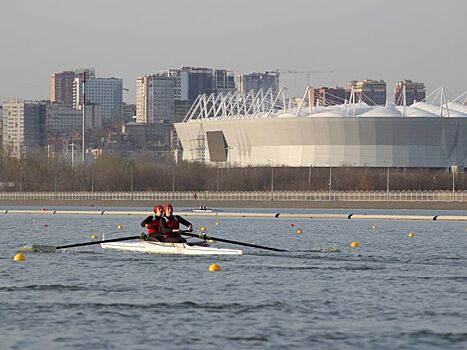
[0, 0, 466, 103]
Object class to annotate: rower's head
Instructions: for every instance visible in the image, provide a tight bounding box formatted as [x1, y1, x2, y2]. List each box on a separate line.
[164, 203, 173, 216]
[154, 204, 163, 216]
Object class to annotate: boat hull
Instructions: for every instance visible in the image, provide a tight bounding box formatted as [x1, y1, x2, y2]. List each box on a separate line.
[100, 240, 242, 255]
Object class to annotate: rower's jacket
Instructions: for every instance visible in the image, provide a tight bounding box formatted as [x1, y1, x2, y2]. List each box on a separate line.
[164, 215, 192, 230]
[140, 215, 167, 236]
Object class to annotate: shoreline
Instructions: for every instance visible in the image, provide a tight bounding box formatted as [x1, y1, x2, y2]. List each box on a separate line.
[0, 200, 466, 210]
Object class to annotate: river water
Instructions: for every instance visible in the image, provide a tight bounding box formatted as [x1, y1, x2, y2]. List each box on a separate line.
[1, 207, 467, 349]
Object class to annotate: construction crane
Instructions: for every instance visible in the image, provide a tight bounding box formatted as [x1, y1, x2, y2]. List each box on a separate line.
[266, 69, 333, 86]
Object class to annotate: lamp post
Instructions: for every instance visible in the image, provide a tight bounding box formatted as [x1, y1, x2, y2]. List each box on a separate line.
[70, 142, 75, 170]
[384, 161, 390, 200]
[19, 165, 22, 193]
[216, 167, 219, 192]
[452, 164, 456, 201]
[130, 165, 134, 200]
[328, 165, 332, 201]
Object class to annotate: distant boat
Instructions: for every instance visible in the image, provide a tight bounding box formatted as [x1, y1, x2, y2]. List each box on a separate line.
[192, 207, 223, 213]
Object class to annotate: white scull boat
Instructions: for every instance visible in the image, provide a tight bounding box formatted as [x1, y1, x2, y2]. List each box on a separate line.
[100, 240, 242, 255]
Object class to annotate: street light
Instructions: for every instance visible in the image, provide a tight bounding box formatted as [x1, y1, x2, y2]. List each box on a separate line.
[70, 142, 75, 170]
[267, 159, 274, 201]
[383, 161, 390, 200]
[452, 164, 456, 200]
[328, 165, 332, 201]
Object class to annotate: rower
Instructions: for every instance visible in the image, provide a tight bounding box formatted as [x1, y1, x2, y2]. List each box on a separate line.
[140, 204, 166, 241]
[163, 203, 193, 243]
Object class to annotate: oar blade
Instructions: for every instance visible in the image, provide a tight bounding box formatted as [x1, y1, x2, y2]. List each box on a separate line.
[17, 244, 57, 253]
[181, 232, 287, 252]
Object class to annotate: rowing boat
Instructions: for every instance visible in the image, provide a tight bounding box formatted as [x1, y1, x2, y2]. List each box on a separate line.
[100, 240, 242, 255]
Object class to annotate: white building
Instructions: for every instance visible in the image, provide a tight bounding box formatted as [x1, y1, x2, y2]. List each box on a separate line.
[135, 75, 174, 123]
[175, 86, 467, 169]
[2, 100, 48, 157]
[73, 77, 122, 123]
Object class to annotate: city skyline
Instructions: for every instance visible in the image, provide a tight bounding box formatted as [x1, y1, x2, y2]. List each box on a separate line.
[0, 0, 465, 103]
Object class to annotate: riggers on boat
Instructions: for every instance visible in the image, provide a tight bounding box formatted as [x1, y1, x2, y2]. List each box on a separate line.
[100, 240, 242, 255]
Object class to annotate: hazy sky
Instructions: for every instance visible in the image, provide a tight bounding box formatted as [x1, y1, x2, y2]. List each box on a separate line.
[1, 0, 466, 103]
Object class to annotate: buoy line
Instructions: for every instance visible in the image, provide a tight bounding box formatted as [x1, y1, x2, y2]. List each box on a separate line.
[2, 209, 467, 221]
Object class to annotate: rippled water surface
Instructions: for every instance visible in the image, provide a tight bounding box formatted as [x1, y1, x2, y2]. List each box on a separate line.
[1, 208, 467, 349]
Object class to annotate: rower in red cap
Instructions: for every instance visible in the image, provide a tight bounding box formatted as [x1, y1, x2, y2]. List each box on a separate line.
[162, 203, 193, 243]
[140, 204, 167, 241]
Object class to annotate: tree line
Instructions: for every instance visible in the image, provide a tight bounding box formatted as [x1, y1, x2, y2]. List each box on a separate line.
[0, 149, 464, 192]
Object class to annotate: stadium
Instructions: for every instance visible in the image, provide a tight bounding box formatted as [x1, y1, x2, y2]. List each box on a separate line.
[174, 87, 467, 169]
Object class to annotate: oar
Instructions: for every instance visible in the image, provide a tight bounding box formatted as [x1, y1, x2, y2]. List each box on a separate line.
[181, 231, 287, 252]
[18, 235, 142, 253]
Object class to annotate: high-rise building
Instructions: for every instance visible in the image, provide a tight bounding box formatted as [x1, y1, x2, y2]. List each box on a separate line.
[74, 67, 96, 80]
[122, 103, 136, 122]
[46, 103, 102, 137]
[237, 72, 280, 96]
[160, 67, 236, 102]
[394, 80, 426, 105]
[348, 79, 387, 106]
[163, 68, 190, 101]
[51, 71, 75, 104]
[51, 68, 95, 104]
[2, 100, 48, 157]
[214, 70, 236, 94]
[186, 67, 214, 101]
[73, 77, 123, 123]
[135, 75, 174, 123]
[317, 86, 347, 106]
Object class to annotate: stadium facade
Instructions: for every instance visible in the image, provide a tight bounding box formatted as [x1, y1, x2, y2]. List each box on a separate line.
[174, 87, 467, 169]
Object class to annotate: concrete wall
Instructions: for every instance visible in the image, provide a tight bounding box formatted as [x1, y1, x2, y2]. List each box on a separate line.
[174, 116, 467, 168]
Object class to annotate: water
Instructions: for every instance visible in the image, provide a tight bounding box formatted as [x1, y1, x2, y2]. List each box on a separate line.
[1, 208, 467, 349]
